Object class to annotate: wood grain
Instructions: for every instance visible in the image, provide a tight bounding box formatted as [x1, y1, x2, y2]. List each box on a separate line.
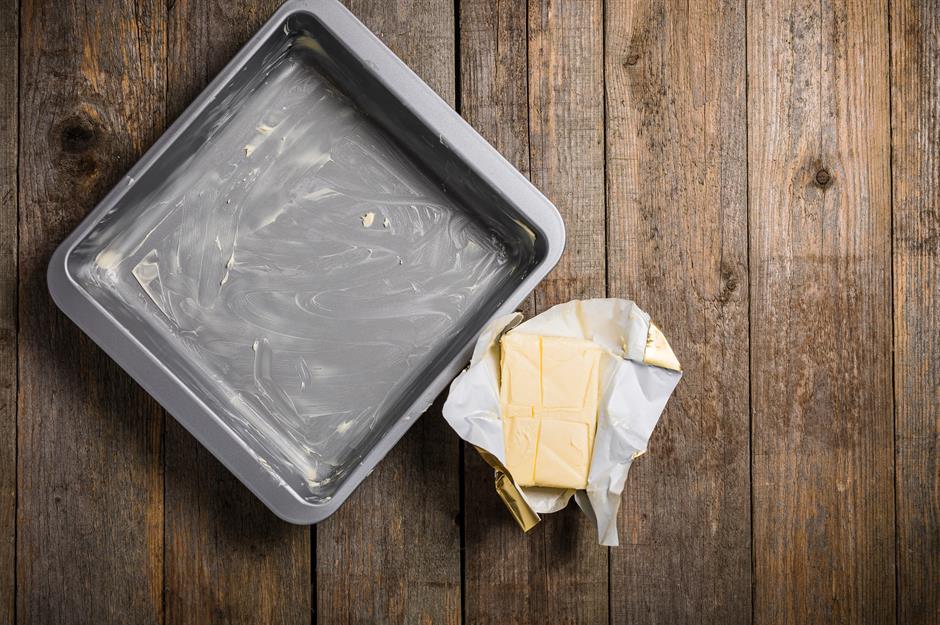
[748, 1, 895, 623]
[458, 0, 538, 622]
[162, 2, 311, 624]
[315, 2, 462, 624]
[891, 0, 940, 622]
[605, 1, 751, 623]
[529, 0, 606, 309]
[10, 1, 940, 622]
[17, 0, 166, 622]
[0, 0, 17, 622]
[458, 0, 610, 623]
[459, 0, 530, 180]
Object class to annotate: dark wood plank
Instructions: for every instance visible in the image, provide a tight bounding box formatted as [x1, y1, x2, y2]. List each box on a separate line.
[891, 1, 940, 622]
[17, 0, 166, 622]
[748, 1, 895, 623]
[0, 0, 18, 622]
[162, 2, 311, 624]
[605, 1, 751, 623]
[468, 0, 609, 623]
[458, 0, 537, 621]
[315, 2, 461, 624]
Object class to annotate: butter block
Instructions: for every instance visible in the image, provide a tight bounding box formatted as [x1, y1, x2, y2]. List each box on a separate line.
[499, 332, 541, 407]
[541, 337, 600, 411]
[503, 418, 539, 485]
[534, 420, 592, 488]
[500, 333, 602, 490]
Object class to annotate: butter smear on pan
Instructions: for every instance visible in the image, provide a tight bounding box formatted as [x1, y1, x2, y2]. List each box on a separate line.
[500, 333, 602, 489]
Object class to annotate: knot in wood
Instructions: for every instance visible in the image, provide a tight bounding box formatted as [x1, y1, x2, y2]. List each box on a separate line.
[58, 116, 98, 154]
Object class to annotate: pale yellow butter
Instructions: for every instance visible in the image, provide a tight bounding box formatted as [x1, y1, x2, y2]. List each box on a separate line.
[499, 333, 602, 490]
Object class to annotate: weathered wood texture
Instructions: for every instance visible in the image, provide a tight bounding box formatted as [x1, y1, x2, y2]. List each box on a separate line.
[461, 0, 609, 622]
[749, 1, 896, 624]
[315, 2, 462, 624]
[8, 0, 940, 623]
[458, 0, 537, 622]
[471, 0, 610, 623]
[606, 0, 751, 623]
[162, 2, 312, 624]
[529, 0, 606, 309]
[17, 1, 167, 623]
[0, 0, 17, 622]
[891, 1, 940, 623]
[459, 0, 530, 187]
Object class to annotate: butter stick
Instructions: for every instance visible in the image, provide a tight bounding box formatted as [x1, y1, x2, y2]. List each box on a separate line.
[499, 333, 601, 490]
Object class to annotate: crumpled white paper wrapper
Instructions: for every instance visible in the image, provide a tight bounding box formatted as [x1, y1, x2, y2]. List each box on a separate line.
[442, 298, 682, 546]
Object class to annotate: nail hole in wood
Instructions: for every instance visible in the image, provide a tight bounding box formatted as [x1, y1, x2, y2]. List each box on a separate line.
[815, 168, 831, 187]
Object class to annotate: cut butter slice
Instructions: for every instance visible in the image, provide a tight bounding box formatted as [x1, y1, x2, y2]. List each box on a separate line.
[499, 333, 602, 490]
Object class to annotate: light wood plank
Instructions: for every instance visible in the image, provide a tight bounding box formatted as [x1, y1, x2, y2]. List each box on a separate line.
[315, 2, 462, 623]
[17, 0, 166, 622]
[605, 0, 751, 622]
[162, 2, 311, 623]
[748, 0, 895, 622]
[891, 0, 940, 622]
[0, 0, 17, 622]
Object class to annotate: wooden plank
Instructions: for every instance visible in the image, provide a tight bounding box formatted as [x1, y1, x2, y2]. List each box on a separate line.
[458, 0, 531, 191]
[0, 0, 17, 622]
[748, 1, 895, 623]
[315, 2, 461, 624]
[457, 0, 535, 313]
[459, 1, 610, 623]
[458, 0, 536, 621]
[605, 0, 751, 623]
[529, 0, 606, 307]
[891, 1, 940, 622]
[162, 2, 311, 624]
[17, 0, 166, 622]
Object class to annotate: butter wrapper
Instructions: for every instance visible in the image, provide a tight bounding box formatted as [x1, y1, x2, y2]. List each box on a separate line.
[442, 298, 681, 546]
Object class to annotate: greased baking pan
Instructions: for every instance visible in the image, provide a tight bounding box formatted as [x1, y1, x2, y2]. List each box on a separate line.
[47, 0, 564, 523]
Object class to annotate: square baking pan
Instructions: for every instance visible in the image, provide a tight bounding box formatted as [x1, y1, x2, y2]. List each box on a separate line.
[47, 0, 565, 523]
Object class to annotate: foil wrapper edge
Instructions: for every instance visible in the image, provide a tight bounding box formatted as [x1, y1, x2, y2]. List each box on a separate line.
[474, 446, 540, 532]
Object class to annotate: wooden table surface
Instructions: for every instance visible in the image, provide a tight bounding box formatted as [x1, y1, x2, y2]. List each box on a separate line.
[2, 0, 938, 623]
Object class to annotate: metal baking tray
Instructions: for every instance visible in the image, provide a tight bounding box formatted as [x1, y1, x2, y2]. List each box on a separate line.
[47, 0, 564, 523]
